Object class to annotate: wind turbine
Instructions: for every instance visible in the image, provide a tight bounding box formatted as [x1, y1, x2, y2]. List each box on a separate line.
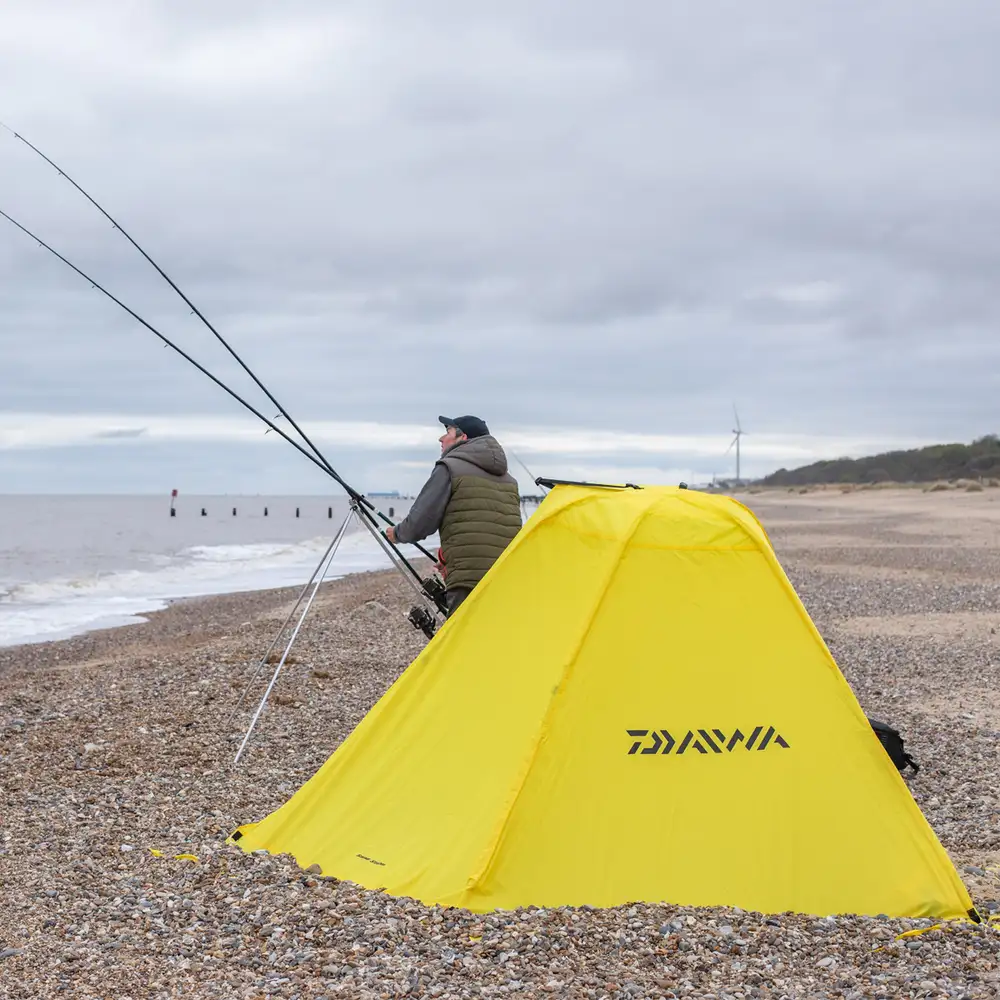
[725, 406, 745, 485]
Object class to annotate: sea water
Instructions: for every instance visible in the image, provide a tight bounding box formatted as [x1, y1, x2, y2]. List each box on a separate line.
[0, 494, 425, 648]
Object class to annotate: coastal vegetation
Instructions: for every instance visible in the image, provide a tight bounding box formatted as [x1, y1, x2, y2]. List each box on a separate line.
[761, 435, 1000, 487]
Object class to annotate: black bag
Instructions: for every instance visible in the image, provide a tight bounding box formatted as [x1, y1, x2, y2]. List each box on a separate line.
[869, 717, 919, 774]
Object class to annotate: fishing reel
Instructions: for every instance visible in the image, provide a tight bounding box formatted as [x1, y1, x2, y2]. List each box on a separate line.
[407, 604, 438, 640]
[421, 574, 448, 609]
[406, 575, 449, 640]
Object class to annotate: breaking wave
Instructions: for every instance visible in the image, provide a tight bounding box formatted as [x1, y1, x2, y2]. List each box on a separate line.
[0, 531, 415, 648]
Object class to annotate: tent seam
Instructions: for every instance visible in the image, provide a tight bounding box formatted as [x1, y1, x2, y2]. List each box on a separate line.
[463, 498, 656, 894]
[443, 490, 636, 634]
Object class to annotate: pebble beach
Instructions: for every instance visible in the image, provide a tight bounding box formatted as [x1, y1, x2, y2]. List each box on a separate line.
[2, 486, 999, 999]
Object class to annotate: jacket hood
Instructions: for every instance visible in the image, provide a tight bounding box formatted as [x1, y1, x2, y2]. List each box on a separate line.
[442, 434, 509, 476]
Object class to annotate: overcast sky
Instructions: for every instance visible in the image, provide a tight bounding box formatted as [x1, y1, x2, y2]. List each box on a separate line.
[2, 1, 999, 494]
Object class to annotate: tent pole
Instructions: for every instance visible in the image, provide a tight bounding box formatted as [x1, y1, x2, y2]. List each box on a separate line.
[232, 506, 354, 766]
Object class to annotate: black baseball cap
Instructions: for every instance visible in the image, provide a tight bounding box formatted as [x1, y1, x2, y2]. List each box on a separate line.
[438, 414, 490, 439]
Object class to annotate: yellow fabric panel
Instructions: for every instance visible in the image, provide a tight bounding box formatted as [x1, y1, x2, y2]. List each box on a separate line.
[234, 485, 974, 920]
[234, 486, 621, 901]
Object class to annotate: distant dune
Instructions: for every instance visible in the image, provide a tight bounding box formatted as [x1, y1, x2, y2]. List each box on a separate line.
[759, 434, 1000, 487]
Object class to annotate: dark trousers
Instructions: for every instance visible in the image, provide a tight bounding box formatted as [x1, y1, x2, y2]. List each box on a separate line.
[445, 587, 472, 617]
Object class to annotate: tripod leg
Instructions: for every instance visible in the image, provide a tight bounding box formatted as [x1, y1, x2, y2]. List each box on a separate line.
[232, 508, 353, 766]
[353, 503, 444, 618]
[224, 532, 344, 726]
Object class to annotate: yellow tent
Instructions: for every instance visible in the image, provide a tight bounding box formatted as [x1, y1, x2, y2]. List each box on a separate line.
[232, 483, 975, 920]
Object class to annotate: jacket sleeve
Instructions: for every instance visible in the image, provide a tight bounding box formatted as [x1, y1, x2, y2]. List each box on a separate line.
[393, 464, 451, 544]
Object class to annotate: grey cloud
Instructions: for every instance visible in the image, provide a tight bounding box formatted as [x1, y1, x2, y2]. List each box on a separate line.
[2, 1, 1000, 491]
[93, 428, 148, 440]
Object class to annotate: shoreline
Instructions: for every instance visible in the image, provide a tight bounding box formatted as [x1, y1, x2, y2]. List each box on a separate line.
[0, 493, 433, 653]
[0, 564, 430, 674]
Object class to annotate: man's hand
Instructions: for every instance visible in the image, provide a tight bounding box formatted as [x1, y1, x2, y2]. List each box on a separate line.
[384, 526, 396, 543]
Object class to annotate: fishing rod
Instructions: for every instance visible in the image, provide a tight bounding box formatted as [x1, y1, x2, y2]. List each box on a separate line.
[0, 123, 337, 481]
[0, 206, 448, 619]
[0, 124, 429, 559]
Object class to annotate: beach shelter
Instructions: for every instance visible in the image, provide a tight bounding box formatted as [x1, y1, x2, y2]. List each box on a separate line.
[232, 483, 976, 920]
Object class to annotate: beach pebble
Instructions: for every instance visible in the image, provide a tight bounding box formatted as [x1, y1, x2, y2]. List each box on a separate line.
[2, 502, 1000, 997]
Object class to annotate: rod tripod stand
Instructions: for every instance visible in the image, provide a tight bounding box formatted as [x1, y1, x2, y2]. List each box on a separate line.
[229, 500, 445, 765]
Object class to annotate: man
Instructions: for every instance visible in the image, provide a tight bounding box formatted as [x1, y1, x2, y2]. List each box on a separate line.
[386, 415, 522, 616]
